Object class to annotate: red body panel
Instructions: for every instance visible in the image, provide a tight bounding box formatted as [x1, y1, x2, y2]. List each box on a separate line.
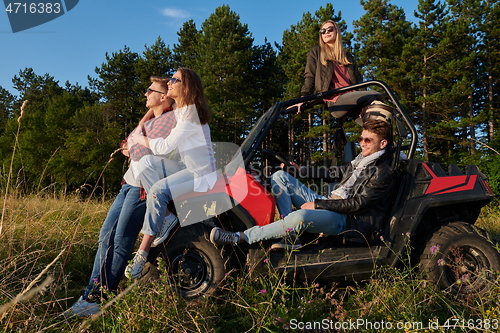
[175, 167, 275, 226]
[235, 173, 275, 226]
[423, 163, 478, 195]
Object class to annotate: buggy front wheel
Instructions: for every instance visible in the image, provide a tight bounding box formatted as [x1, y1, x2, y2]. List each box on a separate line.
[157, 223, 232, 299]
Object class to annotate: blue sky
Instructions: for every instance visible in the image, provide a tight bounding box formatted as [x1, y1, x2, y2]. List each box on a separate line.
[0, 1, 418, 97]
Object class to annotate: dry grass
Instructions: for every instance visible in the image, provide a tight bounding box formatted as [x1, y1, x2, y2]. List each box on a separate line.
[0, 194, 108, 332]
[0, 196, 499, 332]
[476, 200, 500, 242]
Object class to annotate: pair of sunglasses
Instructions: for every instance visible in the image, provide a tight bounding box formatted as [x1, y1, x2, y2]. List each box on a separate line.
[146, 77, 182, 94]
[358, 136, 375, 144]
[146, 88, 166, 95]
[168, 77, 181, 84]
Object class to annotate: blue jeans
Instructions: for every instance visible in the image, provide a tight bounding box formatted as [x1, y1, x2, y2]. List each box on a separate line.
[243, 171, 346, 244]
[142, 168, 194, 235]
[83, 183, 146, 300]
[135, 155, 181, 193]
[270, 170, 328, 216]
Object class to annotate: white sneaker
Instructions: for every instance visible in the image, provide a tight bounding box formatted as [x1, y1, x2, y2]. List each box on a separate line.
[125, 251, 148, 279]
[63, 296, 100, 319]
[152, 216, 178, 247]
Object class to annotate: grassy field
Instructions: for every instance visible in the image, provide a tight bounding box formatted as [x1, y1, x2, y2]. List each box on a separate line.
[0, 195, 499, 333]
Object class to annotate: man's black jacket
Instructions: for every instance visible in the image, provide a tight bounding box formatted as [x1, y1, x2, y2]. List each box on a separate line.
[314, 151, 394, 243]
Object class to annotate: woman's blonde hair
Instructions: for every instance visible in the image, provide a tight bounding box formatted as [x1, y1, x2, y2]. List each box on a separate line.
[318, 20, 351, 66]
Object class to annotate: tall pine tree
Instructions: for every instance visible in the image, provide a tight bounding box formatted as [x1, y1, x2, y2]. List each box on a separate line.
[182, 5, 258, 143]
[90, 46, 141, 134]
[477, 0, 500, 144]
[0, 87, 14, 135]
[172, 20, 200, 69]
[135, 37, 175, 94]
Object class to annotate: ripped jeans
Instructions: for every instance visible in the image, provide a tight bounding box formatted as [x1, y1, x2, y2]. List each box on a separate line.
[242, 170, 346, 244]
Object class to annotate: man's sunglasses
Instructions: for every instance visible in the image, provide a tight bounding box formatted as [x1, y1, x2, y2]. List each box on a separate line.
[358, 136, 375, 144]
[146, 88, 166, 95]
[319, 26, 336, 34]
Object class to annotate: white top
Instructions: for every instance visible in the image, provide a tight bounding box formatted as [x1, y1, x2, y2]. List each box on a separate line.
[149, 104, 217, 192]
[123, 166, 140, 187]
[128, 113, 175, 183]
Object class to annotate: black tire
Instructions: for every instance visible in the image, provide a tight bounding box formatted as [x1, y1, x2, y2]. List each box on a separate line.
[157, 223, 231, 299]
[419, 222, 500, 296]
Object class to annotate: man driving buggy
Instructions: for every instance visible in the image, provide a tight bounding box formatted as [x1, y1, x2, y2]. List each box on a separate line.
[210, 106, 396, 249]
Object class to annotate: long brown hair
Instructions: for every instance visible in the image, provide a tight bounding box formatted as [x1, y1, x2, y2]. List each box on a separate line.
[177, 67, 211, 125]
[318, 20, 351, 66]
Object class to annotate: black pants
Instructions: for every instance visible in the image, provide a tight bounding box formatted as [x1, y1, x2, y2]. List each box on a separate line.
[327, 91, 382, 119]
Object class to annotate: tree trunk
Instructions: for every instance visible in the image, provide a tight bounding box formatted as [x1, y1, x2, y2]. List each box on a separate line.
[422, 98, 429, 162]
[488, 73, 494, 143]
[288, 114, 294, 161]
[469, 93, 476, 154]
[323, 117, 328, 167]
[308, 112, 312, 165]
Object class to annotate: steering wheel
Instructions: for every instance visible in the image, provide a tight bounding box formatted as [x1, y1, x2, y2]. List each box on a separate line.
[261, 149, 292, 168]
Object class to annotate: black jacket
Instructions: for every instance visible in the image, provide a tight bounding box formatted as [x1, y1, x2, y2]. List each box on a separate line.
[314, 152, 394, 243]
[301, 45, 363, 96]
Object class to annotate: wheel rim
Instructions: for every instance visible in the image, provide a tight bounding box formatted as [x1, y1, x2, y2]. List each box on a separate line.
[443, 245, 494, 293]
[171, 250, 213, 294]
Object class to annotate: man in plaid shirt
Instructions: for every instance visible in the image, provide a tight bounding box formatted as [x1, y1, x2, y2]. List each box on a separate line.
[125, 99, 178, 200]
[127, 108, 176, 162]
[64, 76, 178, 318]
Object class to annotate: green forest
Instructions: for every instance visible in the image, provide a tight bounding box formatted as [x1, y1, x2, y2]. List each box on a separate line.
[0, 0, 499, 198]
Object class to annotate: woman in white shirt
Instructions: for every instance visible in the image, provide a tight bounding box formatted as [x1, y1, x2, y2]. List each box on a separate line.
[125, 68, 216, 279]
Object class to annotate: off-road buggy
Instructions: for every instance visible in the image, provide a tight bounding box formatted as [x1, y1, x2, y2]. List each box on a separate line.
[146, 80, 499, 299]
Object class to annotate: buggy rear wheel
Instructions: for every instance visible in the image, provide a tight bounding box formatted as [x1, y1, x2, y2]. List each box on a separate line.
[419, 222, 500, 296]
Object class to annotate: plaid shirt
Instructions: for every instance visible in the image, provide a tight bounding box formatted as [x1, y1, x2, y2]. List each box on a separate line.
[128, 108, 177, 161]
[122, 108, 177, 200]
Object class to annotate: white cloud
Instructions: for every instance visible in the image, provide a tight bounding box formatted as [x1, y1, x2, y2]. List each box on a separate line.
[161, 8, 190, 19]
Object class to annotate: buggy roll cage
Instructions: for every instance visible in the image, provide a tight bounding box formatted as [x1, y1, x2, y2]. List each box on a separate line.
[241, 80, 418, 169]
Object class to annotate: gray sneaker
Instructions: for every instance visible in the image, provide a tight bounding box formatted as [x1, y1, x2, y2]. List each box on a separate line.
[125, 252, 148, 279]
[63, 296, 100, 319]
[270, 232, 302, 250]
[152, 216, 178, 247]
[210, 227, 239, 245]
